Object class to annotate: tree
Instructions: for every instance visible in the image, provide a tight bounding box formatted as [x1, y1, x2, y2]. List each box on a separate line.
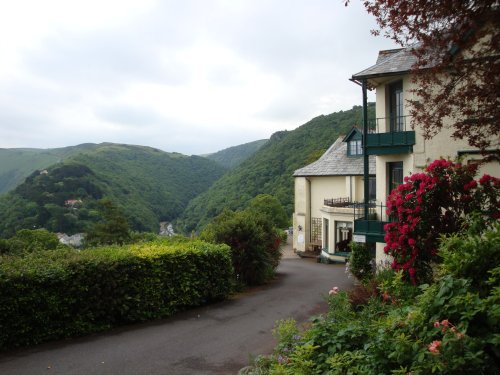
[200, 209, 273, 286]
[384, 159, 499, 283]
[85, 199, 131, 247]
[350, 0, 499, 159]
[0, 228, 64, 255]
[246, 194, 289, 229]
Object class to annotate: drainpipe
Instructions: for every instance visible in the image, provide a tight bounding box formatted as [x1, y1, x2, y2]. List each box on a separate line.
[362, 79, 369, 219]
[306, 177, 311, 243]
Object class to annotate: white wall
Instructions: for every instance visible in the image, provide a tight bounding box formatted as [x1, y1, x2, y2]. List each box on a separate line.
[371, 73, 500, 265]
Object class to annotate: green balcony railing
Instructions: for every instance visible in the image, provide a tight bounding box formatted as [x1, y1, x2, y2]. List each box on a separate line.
[353, 202, 389, 243]
[366, 116, 416, 155]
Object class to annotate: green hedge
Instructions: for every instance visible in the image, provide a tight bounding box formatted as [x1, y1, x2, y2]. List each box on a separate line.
[0, 240, 233, 349]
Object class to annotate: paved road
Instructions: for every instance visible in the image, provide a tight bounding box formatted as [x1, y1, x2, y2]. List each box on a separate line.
[0, 258, 352, 375]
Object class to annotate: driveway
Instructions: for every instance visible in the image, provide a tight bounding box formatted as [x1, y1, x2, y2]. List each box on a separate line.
[0, 247, 352, 375]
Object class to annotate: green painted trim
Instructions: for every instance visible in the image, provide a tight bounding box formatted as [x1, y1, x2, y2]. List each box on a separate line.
[353, 219, 389, 244]
[366, 146, 413, 155]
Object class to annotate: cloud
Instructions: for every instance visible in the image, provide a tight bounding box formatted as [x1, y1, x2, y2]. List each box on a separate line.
[0, 0, 395, 154]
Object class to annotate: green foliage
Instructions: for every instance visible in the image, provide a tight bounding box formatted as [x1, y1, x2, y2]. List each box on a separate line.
[247, 194, 290, 229]
[252, 215, 500, 374]
[200, 210, 275, 286]
[200, 195, 286, 286]
[84, 199, 131, 247]
[177, 104, 375, 233]
[0, 239, 233, 349]
[0, 143, 99, 194]
[0, 229, 67, 255]
[347, 242, 375, 282]
[304, 148, 327, 165]
[0, 143, 226, 237]
[439, 214, 500, 295]
[204, 139, 268, 169]
[384, 159, 499, 283]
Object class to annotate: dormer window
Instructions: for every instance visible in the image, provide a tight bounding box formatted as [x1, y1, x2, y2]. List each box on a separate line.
[348, 140, 362, 156]
[343, 127, 363, 156]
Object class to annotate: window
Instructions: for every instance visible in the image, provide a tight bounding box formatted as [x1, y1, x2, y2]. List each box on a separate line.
[349, 140, 362, 156]
[369, 176, 376, 201]
[389, 81, 404, 132]
[388, 162, 404, 194]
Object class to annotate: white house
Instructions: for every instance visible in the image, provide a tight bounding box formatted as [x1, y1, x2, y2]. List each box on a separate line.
[350, 47, 500, 263]
[293, 128, 375, 262]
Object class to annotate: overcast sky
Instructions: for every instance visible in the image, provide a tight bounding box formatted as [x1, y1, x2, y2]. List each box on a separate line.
[0, 0, 395, 155]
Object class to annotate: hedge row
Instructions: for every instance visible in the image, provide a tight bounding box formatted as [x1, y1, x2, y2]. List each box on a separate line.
[0, 240, 233, 349]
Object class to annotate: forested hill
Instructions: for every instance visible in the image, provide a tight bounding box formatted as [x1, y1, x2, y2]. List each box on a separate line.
[0, 143, 226, 238]
[203, 139, 268, 169]
[176, 104, 375, 233]
[0, 144, 99, 194]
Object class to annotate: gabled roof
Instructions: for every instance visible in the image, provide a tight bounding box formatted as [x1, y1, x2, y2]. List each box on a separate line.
[342, 127, 362, 143]
[293, 137, 375, 177]
[351, 47, 416, 84]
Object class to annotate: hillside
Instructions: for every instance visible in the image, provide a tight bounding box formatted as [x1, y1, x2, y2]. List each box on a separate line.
[0, 143, 226, 238]
[204, 139, 268, 169]
[0, 144, 100, 194]
[176, 104, 375, 233]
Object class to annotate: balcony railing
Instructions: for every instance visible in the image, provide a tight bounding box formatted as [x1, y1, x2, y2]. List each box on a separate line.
[368, 115, 411, 133]
[324, 197, 351, 207]
[353, 202, 391, 243]
[365, 116, 415, 155]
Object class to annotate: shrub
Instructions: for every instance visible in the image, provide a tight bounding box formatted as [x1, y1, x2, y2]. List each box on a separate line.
[200, 208, 283, 286]
[384, 159, 499, 283]
[0, 240, 233, 349]
[347, 242, 374, 282]
[0, 229, 67, 255]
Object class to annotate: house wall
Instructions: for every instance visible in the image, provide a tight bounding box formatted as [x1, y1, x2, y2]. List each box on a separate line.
[352, 175, 365, 202]
[293, 177, 310, 252]
[310, 176, 347, 215]
[293, 174, 367, 252]
[372, 74, 500, 264]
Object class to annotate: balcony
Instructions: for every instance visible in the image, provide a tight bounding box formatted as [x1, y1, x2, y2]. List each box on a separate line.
[323, 197, 351, 208]
[353, 202, 389, 243]
[366, 116, 416, 155]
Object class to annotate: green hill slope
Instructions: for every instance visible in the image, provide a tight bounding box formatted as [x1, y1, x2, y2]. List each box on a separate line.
[204, 139, 268, 169]
[0, 143, 226, 238]
[0, 144, 100, 194]
[177, 104, 375, 233]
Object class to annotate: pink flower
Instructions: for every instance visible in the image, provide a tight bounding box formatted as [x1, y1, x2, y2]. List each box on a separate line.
[441, 319, 449, 327]
[408, 238, 416, 246]
[408, 267, 416, 278]
[434, 321, 440, 328]
[479, 174, 492, 185]
[428, 340, 441, 354]
[463, 180, 477, 191]
[328, 287, 339, 296]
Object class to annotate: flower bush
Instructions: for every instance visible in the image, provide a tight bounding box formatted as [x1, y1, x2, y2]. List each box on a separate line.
[384, 159, 499, 283]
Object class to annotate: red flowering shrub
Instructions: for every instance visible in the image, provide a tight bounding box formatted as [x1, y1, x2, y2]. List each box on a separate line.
[384, 159, 499, 283]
